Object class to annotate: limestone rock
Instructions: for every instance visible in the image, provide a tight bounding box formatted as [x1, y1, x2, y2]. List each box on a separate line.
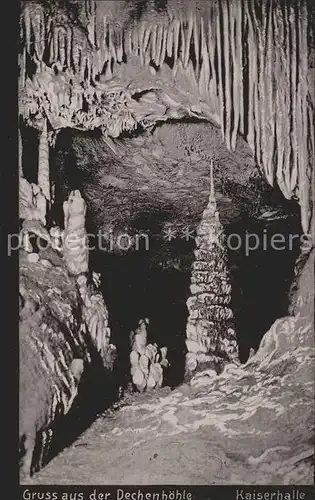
[63, 190, 89, 275]
[185, 161, 239, 374]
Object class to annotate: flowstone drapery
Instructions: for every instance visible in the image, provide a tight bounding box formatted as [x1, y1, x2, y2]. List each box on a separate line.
[18, 0, 314, 235]
[185, 161, 239, 375]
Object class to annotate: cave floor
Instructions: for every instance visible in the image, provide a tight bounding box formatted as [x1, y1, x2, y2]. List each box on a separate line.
[26, 316, 314, 486]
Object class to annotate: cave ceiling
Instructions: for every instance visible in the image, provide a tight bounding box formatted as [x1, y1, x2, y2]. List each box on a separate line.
[19, 0, 315, 236]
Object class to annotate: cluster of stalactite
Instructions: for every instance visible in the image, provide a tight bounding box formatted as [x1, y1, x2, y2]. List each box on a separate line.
[19, 0, 314, 233]
[185, 161, 239, 375]
[129, 319, 169, 392]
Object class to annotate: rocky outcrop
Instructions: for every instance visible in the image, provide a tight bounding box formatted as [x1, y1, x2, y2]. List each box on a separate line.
[129, 319, 169, 392]
[185, 161, 239, 374]
[19, 189, 116, 479]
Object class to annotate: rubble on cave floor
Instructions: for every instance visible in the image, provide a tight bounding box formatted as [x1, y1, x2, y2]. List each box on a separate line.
[27, 308, 314, 486]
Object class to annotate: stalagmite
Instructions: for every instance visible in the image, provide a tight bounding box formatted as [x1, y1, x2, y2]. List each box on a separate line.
[185, 161, 239, 375]
[63, 190, 89, 276]
[38, 117, 50, 202]
[32, 184, 46, 226]
[216, 3, 225, 143]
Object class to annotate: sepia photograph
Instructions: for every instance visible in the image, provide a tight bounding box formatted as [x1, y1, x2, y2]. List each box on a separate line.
[17, 0, 314, 491]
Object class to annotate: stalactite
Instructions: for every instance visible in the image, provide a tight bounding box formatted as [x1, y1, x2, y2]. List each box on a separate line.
[253, 7, 262, 170]
[298, 0, 310, 234]
[132, 25, 139, 57]
[66, 27, 72, 69]
[246, 4, 255, 154]
[109, 26, 117, 62]
[138, 24, 145, 67]
[116, 28, 123, 63]
[208, 14, 218, 98]
[20, 47, 26, 88]
[290, 2, 298, 192]
[239, 4, 244, 135]
[173, 19, 180, 67]
[150, 24, 157, 62]
[31, 6, 42, 62]
[24, 3, 31, 53]
[274, 5, 287, 198]
[160, 25, 167, 67]
[53, 27, 59, 66]
[216, 2, 225, 142]
[230, 1, 240, 151]
[283, 1, 294, 197]
[265, 0, 276, 185]
[223, 0, 232, 151]
[102, 17, 108, 63]
[198, 18, 210, 100]
[184, 11, 193, 69]
[167, 21, 173, 58]
[193, 13, 200, 79]
[58, 28, 66, 68]
[155, 24, 163, 66]
[19, 128, 23, 178]
[38, 117, 50, 202]
[72, 39, 80, 73]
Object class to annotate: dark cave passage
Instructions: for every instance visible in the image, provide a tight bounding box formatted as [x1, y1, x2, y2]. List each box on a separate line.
[226, 217, 302, 363]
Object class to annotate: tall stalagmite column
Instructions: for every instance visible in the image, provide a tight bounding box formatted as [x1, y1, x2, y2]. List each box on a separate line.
[185, 161, 239, 374]
[63, 190, 89, 276]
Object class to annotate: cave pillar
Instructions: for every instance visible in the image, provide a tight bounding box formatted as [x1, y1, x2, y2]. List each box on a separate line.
[185, 161, 239, 375]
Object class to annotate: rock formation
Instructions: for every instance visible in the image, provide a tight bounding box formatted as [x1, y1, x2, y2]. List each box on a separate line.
[18, 0, 314, 236]
[63, 189, 89, 276]
[185, 161, 239, 375]
[129, 319, 169, 392]
[19, 181, 116, 478]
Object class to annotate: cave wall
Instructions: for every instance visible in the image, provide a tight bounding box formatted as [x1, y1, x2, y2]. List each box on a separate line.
[19, 187, 117, 479]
